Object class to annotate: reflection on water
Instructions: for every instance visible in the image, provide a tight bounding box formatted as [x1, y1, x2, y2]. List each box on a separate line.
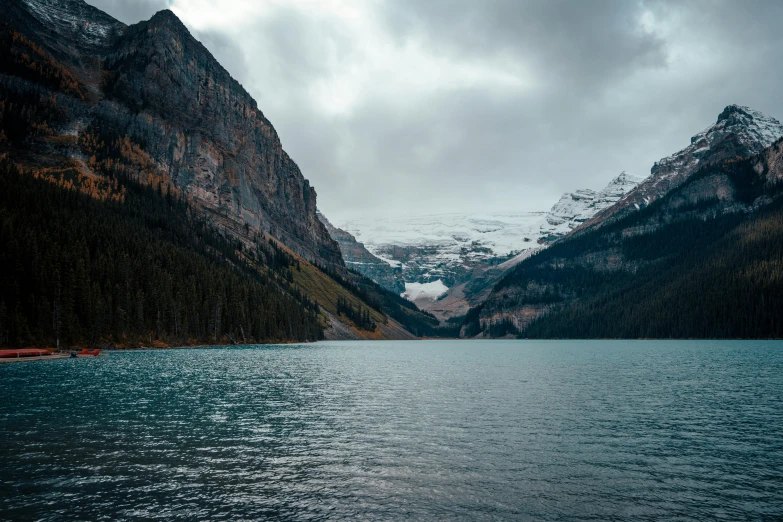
[2, 340, 782, 520]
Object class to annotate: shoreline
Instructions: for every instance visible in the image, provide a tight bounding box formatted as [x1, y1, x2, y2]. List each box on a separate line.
[0, 353, 108, 363]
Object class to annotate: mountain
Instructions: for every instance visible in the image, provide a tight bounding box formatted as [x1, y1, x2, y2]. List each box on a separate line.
[579, 105, 783, 233]
[0, 0, 437, 344]
[465, 106, 783, 339]
[331, 172, 642, 318]
[545, 172, 643, 238]
[337, 211, 544, 287]
[317, 211, 403, 293]
[2, 0, 341, 265]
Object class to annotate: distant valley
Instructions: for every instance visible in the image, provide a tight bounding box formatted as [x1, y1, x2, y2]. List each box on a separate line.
[324, 172, 643, 319]
[323, 105, 783, 339]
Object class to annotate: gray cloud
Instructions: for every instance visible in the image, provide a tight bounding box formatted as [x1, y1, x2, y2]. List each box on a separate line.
[86, 0, 783, 222]
[87, 0, 171, 24]
[383, 0, 668, 92]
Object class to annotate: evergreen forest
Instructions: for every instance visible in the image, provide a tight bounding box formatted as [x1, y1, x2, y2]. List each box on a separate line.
[0, 161, 323, 347]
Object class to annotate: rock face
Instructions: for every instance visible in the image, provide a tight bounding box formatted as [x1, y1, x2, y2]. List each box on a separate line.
[580, 105, 783, 232]
[5, 0, 342, 266]
[317, 212, 404, 293]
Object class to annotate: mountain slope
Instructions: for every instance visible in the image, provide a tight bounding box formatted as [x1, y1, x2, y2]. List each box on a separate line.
[466, 108, 783, 339]
[2, 0, 341, 265]
[0, 161, 323, 347]
[521, 202, 783, 338]
[0, 0, 436, 342]
[579, 105, 783, 233]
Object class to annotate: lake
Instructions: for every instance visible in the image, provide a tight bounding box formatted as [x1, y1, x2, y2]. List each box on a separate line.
[1, 340, 782, 520]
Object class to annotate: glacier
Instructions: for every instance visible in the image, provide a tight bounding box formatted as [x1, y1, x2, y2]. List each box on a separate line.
[336, 172, 643, 300]
[401, 280, 450, 302]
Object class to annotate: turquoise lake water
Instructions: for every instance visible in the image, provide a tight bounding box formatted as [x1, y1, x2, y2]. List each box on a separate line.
[1, 340, 782, 520]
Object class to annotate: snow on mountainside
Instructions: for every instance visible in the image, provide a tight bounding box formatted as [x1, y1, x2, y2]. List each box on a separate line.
[401, 280, 449, 302]
[22, 0, 125, 46]
[581, 105, 783, 230]
[335, 172, 642, 300]
[338, 211, 546, 295]
[341, 212, 546, 263]
[545, 172, 643, 237]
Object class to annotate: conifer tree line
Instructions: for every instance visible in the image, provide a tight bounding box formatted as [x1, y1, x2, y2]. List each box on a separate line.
[318, 262, 460, 337]
[0, 162, 323, 347]
[335, 296, 376, 331]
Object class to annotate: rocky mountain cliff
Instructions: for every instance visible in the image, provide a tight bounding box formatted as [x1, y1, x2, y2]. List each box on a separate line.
[0, 0, 454, 342]
[579, 105, 783, 233]
[317, 212, 404, 293]
[467, 105, 783, 339]
[2, 0, 342, 265]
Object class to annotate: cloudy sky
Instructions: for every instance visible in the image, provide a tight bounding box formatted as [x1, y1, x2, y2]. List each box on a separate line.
[88, 0, 783, 222]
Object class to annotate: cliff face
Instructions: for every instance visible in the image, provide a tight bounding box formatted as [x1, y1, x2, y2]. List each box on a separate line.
[317, 212, 404, 293]
[3, 0, 342, 266]
[101, 11, 341, 263]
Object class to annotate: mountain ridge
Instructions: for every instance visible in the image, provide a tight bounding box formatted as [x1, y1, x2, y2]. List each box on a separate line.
[577, 104, 783, 234]
[465, 105, 783, 338]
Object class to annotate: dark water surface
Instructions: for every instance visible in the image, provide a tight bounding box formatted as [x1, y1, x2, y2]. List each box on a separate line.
[1, 340, 782, 520]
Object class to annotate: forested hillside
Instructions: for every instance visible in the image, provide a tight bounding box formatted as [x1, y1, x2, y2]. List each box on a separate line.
[0, 0, 457, 343]
[466, 140, 783, 339]
[504, 202, 783, 338]
[0, 161, 323, 347]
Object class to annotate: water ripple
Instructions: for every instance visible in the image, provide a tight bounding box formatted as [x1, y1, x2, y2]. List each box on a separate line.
[1, 340, 782, 520]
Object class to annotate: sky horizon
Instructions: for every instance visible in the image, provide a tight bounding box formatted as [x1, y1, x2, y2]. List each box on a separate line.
[87, 0, 783, 222]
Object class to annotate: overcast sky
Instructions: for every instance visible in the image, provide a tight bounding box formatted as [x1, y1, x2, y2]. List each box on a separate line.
[88, 0, 783, 222]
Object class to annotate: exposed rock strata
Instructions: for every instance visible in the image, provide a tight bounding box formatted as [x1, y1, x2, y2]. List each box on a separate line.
[5, 0, 342, 265]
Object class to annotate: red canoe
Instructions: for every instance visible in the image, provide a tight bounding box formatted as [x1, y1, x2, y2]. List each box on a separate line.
[0, 349, 53, 358]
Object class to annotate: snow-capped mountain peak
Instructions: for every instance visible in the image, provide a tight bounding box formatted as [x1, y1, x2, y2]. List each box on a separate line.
[580, 105, 783, 231]
[544, 172, 643, 233]
[655, 104, 783, 173]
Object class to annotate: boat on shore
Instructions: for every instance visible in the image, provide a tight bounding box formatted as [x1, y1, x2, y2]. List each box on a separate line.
[0, 348, 106, 363]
